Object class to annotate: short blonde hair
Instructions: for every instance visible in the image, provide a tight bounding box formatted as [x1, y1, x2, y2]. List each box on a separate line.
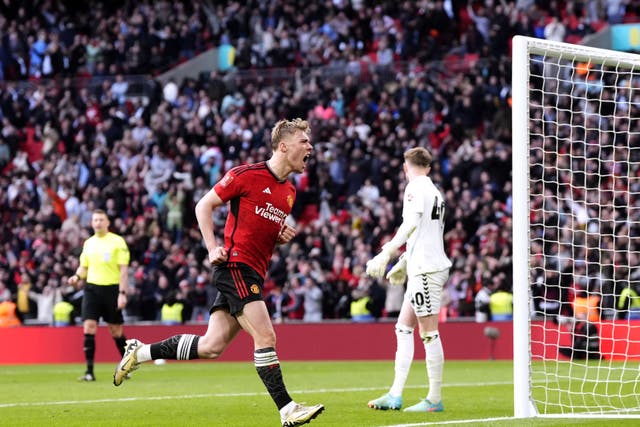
[404, 147, 432, 168]
[271, 118, 310, 150]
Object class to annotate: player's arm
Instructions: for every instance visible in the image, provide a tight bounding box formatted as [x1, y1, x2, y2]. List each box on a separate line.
[68, 265, 88, 288]
[118, 264, 128, 292]
[117, 263, 128, 308]
[276, 222, 296, 245]
[382, 212, 420, 254]
[195, 186, 228, 264]
[366, 212, 420, 278]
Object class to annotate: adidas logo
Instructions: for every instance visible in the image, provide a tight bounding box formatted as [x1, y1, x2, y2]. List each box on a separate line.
[262, 187, 271, 194]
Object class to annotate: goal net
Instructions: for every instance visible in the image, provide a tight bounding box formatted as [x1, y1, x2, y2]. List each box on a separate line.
[512, 35, 640, 418]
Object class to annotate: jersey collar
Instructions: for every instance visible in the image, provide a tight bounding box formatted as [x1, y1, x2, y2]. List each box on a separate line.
[264, 161, 287, 183]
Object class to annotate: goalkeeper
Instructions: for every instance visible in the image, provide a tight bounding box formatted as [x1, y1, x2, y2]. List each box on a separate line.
[366, 147, 452, 413]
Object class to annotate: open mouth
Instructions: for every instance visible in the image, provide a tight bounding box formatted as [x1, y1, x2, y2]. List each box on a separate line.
[303, 154, 310, 163]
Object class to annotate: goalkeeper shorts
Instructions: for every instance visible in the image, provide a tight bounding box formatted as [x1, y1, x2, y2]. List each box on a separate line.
[405, 269, 449, 317]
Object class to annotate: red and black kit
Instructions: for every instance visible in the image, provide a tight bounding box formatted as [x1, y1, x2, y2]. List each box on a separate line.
[211, 162, 296, 315]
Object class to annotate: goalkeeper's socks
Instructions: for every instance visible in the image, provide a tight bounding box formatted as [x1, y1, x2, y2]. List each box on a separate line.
[422, 331, 444, 403]
[390, 324, 414, 397]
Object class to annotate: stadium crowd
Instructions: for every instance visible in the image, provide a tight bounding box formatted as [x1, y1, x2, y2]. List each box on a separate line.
[1, 0, 639, 327]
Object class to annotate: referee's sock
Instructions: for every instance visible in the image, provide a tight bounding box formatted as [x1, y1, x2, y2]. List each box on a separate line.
[114, 335, 127, 357]
[83, 333, 95, 375]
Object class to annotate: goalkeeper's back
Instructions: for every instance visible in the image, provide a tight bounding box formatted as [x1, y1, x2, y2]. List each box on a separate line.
[402, 157, 452, 276]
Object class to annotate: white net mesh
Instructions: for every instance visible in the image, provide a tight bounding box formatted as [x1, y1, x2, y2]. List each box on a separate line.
[526, 43, 640, 416]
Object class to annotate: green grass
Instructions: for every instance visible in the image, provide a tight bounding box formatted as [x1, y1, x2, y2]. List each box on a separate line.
[1, 360, 639, 426]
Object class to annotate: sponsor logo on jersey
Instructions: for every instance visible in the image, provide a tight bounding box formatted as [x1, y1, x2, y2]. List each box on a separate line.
[255, 202, 287, 225]
[407, 193, 413, 202]
[262, 187, 272, 194]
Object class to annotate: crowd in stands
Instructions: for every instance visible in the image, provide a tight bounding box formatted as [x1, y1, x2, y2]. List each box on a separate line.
[0, 0, 212, 80]
[1, 0, 640, 327]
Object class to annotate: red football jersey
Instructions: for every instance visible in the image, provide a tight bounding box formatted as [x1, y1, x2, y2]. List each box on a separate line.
[214, 162, 296, 278]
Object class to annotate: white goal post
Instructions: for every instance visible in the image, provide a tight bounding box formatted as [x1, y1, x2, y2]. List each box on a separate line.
[512, 35, 640, 419]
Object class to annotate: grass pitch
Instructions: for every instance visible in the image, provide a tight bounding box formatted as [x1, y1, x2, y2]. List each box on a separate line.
[1, 360, 639, 426]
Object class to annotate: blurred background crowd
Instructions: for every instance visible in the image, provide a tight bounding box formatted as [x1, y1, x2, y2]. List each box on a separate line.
[1, 0, 639, 327]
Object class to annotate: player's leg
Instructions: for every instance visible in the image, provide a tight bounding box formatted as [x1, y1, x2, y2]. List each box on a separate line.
[368, 300, 417, 410]
[114, 265, 249, 386]
[237, 300, 324, 427]
[412, 311, 444, 411]
[198, 308, 243, 357]
[104, 286, 127, 357]
[391, 302, 417, 397]
[107, 323, 126, 356]
[404, 269, 448, 413]
[222, 263, 323, 425]
[140, 308, 242, 361]
[237, 300, 287, 405]
[80, 319, 98, 381]
[113, 306, 241, 386]
[79, 284, 100, 381]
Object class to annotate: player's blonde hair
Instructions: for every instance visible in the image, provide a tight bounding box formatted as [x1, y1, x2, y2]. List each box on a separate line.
[404, 147, 432, 168]
[271, 118, 310, 150]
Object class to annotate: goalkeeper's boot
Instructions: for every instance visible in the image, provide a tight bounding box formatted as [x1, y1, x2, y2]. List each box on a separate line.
[281, 403, 324, 426]
[367, 393, 402, 410]
[113, 339, 143, 386]
[403, 398, 444, 412]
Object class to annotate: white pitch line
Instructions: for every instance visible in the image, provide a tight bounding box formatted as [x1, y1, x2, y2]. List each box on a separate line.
[380, 416, 515, 427]
[0, 393, 263, 409]
[0, 381, 515, 409]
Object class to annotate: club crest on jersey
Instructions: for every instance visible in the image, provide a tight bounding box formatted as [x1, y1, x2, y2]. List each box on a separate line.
[407, 193, 413, 202]
[219, 173, 234, 188]
[250, 284, 260, 294]
[287, 195, 294, 208]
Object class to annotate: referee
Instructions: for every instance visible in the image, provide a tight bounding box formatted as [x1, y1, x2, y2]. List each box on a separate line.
[68, 209, 131, 381]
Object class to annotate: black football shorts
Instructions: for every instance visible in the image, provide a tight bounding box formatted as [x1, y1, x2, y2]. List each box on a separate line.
[82, 283, 124, 324]
[210, 262, 264, 316]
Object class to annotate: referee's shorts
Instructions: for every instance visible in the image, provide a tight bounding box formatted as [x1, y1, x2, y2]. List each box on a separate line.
[82, 283, 124, 324]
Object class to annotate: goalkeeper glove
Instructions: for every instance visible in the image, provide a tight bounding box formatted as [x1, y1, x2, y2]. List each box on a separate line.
[386, 253, 407, 286]
[366, 244, 396, 278]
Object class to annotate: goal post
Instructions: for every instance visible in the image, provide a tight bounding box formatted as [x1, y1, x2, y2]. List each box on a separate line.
[512, 35, 640, 419]
[512, 35, 534, 419]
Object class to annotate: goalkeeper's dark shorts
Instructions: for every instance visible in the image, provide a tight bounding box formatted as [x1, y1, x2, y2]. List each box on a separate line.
[210, 262, 264, 316]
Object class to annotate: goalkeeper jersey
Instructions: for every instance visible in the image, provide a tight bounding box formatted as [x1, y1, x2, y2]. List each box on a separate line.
[403, 175, 452, 275]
